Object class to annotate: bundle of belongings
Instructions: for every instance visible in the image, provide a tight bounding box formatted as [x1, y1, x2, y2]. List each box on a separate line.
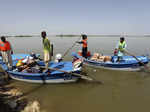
[14, 53, 41, 73]
[90, 53, 112, 62]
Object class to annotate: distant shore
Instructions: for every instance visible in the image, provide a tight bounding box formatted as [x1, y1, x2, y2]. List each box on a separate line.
[5, 34, 150, 37]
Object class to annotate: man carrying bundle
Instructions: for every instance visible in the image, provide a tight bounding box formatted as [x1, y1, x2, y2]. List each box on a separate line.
[114, 37, 127, 62]
[0, 36, 13, 69]
[41, 31, 51, 71]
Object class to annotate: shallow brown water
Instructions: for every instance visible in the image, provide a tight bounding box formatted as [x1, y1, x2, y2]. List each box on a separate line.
[8, 36, 150, 112]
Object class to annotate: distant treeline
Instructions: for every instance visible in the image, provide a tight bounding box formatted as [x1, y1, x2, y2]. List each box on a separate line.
[56, 34, 150, 37]
[56, 34, 80, 37]
[4, 34, 150, 38]
[15, 35, 33, 37]
[6, 35, 36, 37]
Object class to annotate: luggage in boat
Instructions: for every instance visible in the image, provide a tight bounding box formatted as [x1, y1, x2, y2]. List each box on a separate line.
[104, 56, 112, 62]
[90, 53, 102, 61]
[90, 53, 111, 62]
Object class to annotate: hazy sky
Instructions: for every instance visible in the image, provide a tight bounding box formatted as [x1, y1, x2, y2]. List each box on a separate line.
[0, 0, 150, 35]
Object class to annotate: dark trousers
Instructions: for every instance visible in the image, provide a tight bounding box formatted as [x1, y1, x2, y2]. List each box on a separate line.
[82, 47, 88, 58]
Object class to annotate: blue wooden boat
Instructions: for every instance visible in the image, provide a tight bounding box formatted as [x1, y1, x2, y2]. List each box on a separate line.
[0, 54, 81, 83]
[73, 53, 150, 71]
[0, 54, 34, 62]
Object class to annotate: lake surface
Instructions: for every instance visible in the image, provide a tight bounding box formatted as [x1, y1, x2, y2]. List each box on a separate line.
[8, 36, 150, 112]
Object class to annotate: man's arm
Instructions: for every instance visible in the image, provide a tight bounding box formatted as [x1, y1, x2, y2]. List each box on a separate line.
[76, 41, 83, 44]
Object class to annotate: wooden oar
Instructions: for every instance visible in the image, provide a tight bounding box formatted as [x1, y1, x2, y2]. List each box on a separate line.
[40, 66, 93, 81]
[124, 50, 150, 70]
[46, 67, 103, 84]
[62, 36, 81, 59]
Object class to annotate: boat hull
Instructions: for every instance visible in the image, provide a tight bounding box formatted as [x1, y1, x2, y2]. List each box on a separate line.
[0, 54, 81, 84]
[8, 72, 79, 84]
[84, 56, 149, 71]
[73, 52, 149, 71]
[84, 61, 142, 71]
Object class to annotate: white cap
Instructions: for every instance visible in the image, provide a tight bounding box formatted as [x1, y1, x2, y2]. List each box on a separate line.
[55, 54, 62, 60]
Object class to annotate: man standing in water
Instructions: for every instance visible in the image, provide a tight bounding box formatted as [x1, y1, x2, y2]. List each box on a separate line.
[0, 36, 13, 69]
[41, 31, 51, 71]
[115, 37, 127, 62]
[77, 34, 88, 58]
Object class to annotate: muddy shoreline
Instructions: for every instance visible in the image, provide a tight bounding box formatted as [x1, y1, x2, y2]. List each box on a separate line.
[0, 71, 41, 112]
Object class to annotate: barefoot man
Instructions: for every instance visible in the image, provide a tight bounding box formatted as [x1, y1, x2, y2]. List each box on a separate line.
[41, 31, 51, 71]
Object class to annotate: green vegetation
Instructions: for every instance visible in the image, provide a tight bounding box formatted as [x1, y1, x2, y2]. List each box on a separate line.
[56, 34, 150, 37]
[56, 34, 80, 37]
[3, 34, 150, 38]
[14, 35, 33, 37]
